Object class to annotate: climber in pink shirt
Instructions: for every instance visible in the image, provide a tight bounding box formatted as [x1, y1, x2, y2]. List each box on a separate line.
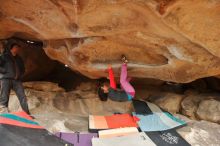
[98, 55, 135, 101]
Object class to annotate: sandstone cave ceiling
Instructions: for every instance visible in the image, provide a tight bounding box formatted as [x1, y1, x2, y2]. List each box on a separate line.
[0, 0, 220, 83]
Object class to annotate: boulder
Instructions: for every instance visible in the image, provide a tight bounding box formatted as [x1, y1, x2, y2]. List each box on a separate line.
[23, 81, 65, 92]
[8, 90, 42, 112]
[8, 94, 22, 112]
[196, 99, 220, 123]
[75, 81, 97, 92]
[181, 91, 220, 121]
[178, 120, 220, 146]
[150, 92, 184, 113]
[0, 0, 220, 82]
[181, 91, 204, 119]
[8, 87, 133, 132]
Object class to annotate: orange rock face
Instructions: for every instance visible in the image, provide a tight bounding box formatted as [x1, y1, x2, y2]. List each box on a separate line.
[0, 0, 220, 83]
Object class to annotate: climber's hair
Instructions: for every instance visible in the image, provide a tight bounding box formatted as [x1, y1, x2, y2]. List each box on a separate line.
[98, 86, 108, 101]
[97, 78, 109, 101]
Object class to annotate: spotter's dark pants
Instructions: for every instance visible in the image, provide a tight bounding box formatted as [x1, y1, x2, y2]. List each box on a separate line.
[0, 79, 30, 114]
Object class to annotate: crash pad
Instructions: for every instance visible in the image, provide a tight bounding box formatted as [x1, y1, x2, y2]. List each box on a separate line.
[89, 114, 138, 131]
[98, 127, 139, 138]
[92, 132, 156, 146]
[145, 129, 191, 146]
[0, 111, 73, 146]
[55, 132, 97, 146]
[132, 100, 186, 131]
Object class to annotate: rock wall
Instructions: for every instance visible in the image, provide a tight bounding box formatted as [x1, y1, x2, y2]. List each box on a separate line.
[9, 81, 133, 132]
[8, 81, 220, 124]
[1, 0, 220, 83]
[7, 81, 220, 146]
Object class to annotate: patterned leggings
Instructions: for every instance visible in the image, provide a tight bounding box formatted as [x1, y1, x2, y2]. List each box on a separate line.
[120, 63, 135, 97]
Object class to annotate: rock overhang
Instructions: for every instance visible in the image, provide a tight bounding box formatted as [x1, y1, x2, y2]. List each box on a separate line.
[0, 0, 220, 83]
